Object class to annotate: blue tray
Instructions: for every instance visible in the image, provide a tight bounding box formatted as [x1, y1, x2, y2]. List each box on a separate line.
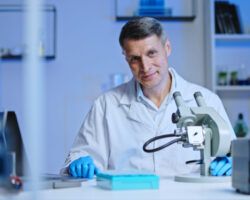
[96, 171, 159, 190]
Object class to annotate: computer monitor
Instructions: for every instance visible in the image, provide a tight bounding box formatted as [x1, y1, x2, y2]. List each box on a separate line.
[0, 111, 27, 176]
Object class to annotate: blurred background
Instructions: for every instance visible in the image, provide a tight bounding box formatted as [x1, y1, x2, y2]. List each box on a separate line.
[0, 0, 249, 174]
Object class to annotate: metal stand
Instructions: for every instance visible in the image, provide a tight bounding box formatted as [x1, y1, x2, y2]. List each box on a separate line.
[174, 174, 231, 183]
[200, 128, 212, 176]
[174, 128, 231, 183]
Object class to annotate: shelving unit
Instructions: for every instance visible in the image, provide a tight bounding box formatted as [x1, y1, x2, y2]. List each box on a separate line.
[0, 54, 55, 60]
[216, 85, 250, 92]
[214, 34, 250, 41]
[205, 0, 250, 125]
[0, 5, 57, 60]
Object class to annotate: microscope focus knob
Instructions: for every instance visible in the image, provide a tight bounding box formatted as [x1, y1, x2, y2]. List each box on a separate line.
[172, 113, 179, 124]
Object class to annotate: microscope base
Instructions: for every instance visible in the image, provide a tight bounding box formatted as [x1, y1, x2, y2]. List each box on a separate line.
[174, 173, 231, 183]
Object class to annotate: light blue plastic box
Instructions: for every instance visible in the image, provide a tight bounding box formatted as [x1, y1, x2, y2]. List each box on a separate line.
[96, 171, 159, 190]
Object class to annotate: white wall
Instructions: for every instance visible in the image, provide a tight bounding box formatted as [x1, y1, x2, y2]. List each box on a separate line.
[0, 0, 206, 173]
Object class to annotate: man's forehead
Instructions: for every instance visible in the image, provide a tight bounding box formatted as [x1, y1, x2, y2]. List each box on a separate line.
[123, 46, 156, 56]
[123, 35, 161, 45]
[123, 36, 163, 55]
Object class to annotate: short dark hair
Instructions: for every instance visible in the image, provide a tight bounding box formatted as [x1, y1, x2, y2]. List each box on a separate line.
[119, 17, 166, 48]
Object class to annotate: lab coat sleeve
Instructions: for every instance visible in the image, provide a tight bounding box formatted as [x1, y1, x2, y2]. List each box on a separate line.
[60, 96, 110, 175]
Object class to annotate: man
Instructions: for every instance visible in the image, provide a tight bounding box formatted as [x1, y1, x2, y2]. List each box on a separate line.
[61, 17, 234, 179]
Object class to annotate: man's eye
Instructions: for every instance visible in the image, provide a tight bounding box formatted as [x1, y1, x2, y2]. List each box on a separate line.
[128, 57, 140, 63]
[148, 51, 157, 57]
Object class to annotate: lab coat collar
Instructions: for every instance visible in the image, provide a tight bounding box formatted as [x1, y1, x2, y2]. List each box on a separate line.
[168, 68, 194, 102]
[119, 67, 193, 106]
[119, 78, 154, 126]
[119, 77, 138, 106]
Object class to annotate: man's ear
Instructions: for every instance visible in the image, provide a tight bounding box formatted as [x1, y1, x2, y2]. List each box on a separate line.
[164, 39, 171, 56]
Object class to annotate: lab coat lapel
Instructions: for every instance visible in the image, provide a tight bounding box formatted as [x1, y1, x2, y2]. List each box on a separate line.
[119, 78, 155, 129]
[127, 101, 155, 129]
[169, 68, 194, 102]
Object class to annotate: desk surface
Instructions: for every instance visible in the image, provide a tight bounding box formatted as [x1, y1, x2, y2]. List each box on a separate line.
[2, 177, 250, 200]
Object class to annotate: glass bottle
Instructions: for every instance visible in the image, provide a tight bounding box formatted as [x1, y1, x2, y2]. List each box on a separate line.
[234, 113, 249, 138]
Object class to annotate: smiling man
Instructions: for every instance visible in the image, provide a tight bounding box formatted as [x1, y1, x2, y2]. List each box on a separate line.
[61, 17, 235, 179]
[122, 33, 171, 108]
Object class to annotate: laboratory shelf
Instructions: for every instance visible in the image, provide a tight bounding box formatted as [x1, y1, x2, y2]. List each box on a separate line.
[0, 4, 57, 61]
[0, 54, 55, 60]
[116, 16, 195, 21]
[214, 34, 250, 41]
[205, 0, 250, 124]
[216, 86, 250, 91]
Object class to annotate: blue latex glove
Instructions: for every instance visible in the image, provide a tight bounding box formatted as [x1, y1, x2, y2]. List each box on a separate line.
[210, 157, 232, 176]
[69, 156, 99, 179]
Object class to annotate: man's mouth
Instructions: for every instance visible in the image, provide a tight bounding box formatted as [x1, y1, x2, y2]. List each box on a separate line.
[142, 72, 157, 80]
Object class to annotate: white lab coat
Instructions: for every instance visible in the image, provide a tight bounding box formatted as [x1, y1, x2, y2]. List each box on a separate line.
[61, 68, 235, 177]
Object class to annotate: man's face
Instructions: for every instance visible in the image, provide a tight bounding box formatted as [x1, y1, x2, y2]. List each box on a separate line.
[123, 35, 171, 90]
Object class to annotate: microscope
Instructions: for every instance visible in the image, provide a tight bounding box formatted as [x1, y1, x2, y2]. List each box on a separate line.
[143, 91, 232, 182]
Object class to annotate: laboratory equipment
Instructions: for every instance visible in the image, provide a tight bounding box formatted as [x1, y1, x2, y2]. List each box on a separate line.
[234, 113, 248, 138]
[0, 111, 27, 176]
[229, 71, 237, 85]
[143, 91, 232, 182]
[96, 170, 159, 190]
[138, 0, 166, 16]
[0, 147, 11, 188]
[232, 138, 250, 194]
[210, 156, 232, 176]
[0, 111, 24, 190]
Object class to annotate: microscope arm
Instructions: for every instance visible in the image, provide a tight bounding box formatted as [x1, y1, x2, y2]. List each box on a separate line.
[173, 91, 231, 176]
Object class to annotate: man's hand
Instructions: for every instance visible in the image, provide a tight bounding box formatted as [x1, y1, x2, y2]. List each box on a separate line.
[69, 156, 99, 179]
[210, 157, 232, 176]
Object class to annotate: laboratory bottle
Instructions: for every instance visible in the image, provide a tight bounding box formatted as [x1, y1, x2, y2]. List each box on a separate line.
[234, 113, 249, 138]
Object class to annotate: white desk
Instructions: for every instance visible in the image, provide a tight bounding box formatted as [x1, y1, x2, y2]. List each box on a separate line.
[3, 177, 250, 200]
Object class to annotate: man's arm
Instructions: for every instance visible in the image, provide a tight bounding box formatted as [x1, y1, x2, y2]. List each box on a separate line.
[60, 96, 110, 178]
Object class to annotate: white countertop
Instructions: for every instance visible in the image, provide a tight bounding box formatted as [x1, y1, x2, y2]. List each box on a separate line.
[1, 176, 249, 200]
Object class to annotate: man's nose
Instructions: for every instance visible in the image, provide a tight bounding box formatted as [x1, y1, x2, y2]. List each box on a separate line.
[140, 57, 151, 72]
